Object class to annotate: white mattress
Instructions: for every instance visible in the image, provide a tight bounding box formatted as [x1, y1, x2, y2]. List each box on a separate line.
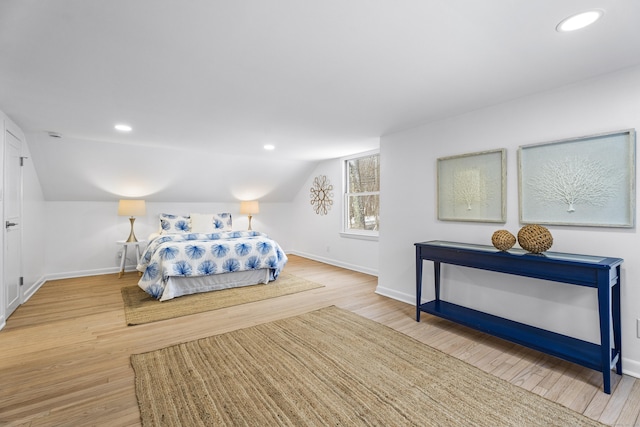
[160, 268, 270, 301]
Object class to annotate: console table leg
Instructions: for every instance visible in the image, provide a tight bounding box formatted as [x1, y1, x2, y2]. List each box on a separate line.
[434, 262, 441, 303]
[613, 266, 623, 375]
[416, 252, 423, 322]
[597, 280, 612, 394]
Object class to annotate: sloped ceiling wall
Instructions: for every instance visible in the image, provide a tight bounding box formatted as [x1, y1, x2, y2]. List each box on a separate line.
[26, 132, 319, 202]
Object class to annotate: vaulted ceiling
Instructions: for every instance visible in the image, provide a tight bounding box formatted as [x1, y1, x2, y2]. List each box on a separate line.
[2, 1, 640, 201]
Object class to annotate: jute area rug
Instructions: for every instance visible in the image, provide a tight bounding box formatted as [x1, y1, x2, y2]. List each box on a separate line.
[131, 306, 604, 427]
[121, 273, 323, 326]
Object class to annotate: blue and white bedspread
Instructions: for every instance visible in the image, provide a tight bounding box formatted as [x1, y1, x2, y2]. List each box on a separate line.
[136, 231, 287, 300]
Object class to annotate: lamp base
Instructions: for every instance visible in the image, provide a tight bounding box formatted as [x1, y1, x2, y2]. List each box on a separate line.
[247, 215, 253, 231]
[126, 217, 138, 242]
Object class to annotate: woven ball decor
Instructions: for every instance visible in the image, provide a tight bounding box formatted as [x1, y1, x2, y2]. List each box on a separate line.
[517, 224, 553, 253]
[491, 230, 516, 251]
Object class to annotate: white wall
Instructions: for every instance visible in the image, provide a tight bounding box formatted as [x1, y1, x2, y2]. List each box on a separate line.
[378, 65, 640, 376]
[40, 156, 380, 281]
[43, 201, 293, 278]
[290, 158, 379, 276]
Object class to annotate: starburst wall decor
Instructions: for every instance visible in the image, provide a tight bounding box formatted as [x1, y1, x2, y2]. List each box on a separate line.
[310, 175, 333, 215]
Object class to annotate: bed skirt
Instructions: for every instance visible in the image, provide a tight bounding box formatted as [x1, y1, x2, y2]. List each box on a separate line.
[157, 269, 271, 301]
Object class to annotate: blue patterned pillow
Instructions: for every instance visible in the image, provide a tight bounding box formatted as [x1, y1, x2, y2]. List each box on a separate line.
[213, 213, 232, 231]
[190, 213, 232, 232]
[159, 213, 191, 234]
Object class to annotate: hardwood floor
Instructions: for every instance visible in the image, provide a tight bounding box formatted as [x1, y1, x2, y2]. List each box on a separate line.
[1, 254, 638, 426]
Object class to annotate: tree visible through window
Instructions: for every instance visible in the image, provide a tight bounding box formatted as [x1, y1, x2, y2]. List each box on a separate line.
[344, 152, 379, 234]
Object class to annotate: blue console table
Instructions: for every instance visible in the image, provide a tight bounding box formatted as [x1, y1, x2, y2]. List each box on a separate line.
[415, 240, 623, 394]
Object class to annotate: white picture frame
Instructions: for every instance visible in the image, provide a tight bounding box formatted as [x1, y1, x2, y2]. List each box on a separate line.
[518, 129, 636, 228]
[437, 149, 507, 223]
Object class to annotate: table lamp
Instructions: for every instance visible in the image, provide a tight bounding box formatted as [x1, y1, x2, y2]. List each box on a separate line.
[118, 199, 146, 242]
[240, 200, 259, 230]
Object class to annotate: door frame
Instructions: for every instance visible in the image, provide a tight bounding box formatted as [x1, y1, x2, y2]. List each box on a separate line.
[3, 119, 23, 320]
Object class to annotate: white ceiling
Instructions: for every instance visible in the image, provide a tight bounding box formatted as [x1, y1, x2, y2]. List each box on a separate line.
[2, 1, 640, 202]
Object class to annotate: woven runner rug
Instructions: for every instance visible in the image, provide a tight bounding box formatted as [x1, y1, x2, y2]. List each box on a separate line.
[121, 273, 323, 325]
[131, 306, 604, 426]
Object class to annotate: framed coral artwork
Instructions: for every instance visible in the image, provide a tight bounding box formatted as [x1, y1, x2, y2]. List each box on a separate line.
[437, 149, 506, 223]
[518, 129, 636, 227]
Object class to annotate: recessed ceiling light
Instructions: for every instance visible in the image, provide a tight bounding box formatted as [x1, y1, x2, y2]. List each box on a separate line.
[115, 124, 132, 132]
[556, 9, 604, 32]
[264, 144, 275, 151]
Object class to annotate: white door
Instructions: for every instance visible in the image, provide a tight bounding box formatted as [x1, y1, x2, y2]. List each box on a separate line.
[4, 129, 22, 317]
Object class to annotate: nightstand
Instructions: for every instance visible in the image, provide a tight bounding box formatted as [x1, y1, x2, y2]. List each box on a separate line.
[116, 240, 145, 278]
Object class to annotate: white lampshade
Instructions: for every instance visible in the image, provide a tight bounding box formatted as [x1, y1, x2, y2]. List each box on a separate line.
[118, 199, 146, 217]
[118, 199, 146, 242]
[240, 200, 260, 215]
[240, 200, 259, 230]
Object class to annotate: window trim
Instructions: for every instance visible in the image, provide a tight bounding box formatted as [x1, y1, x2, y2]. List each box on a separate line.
[341, 149, 380, 239]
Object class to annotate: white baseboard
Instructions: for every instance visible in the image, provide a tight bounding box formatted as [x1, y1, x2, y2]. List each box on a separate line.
[374, 285, 414, 305]
[1, 276, 47, 331]
[22, 276, 46, 303]
[45, 265, 137, 281]
[287, 250, 378, 277]
[622, 357, 640, 379]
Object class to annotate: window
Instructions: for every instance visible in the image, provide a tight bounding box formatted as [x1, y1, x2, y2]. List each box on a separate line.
[343, 151, 379, 237]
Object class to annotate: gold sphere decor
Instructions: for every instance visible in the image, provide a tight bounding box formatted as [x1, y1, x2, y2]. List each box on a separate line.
[517, 224, 553, 253]
[491, 230, 516, 251]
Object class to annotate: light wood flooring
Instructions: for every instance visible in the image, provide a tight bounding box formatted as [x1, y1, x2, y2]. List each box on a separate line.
[1, 255, 639, 426]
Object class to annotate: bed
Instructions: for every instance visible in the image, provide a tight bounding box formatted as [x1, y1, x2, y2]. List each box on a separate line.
[136, 213, 287, 301]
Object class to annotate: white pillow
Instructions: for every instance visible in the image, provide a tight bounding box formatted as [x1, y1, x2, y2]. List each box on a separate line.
[190, 213, 233, 232]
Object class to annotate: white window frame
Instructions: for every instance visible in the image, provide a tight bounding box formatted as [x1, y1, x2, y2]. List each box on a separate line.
[340, 149, 379, 240]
